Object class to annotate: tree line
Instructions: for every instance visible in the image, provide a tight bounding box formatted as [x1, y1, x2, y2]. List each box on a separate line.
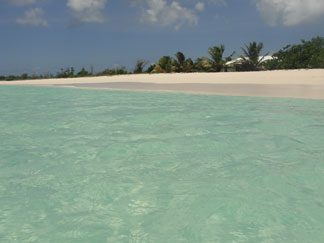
[1, 36, 323, 81]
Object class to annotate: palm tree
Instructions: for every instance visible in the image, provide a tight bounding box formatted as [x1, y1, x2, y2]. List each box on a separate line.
[240, 42, 269, 71]
[208, 45, 235, 72]
[133, 59, 148, 74]
[194, 57, 212, 72]
[184, 58, 194, 72]
[152, 56, 174, 73]
[172, 52, 194, 72]
[173, 52, 186, 72]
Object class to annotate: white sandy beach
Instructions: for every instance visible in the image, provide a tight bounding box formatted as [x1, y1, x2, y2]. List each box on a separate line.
[1, 69, 324, 99]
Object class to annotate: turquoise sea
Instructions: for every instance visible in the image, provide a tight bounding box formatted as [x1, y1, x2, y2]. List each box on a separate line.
[1, 85, 324, 242]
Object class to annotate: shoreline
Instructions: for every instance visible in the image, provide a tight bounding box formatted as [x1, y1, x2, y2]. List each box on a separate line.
[54, 82, 324, 100]
[1, 69, 324, 99]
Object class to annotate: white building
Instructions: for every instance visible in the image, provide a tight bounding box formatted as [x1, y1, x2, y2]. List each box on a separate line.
[225, 56, 275, 71]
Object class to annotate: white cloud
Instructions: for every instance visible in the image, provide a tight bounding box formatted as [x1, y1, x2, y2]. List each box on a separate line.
[254, 0, 324, 26]
[16, 8, 48, 26]
[195, 2, 205, 12]
[10, 0, 36, 6]
[140, 0, 198, 30]
[67, 0, 107, 23]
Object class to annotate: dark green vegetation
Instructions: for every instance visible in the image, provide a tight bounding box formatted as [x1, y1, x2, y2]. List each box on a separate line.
[1, 37, 323, 81]
[133, 59, 149, 74]
[264, 37, 324, 70]
[97, 67, 128, 76]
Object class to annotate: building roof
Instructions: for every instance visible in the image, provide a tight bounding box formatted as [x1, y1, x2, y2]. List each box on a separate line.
[225, 56, 274, 66]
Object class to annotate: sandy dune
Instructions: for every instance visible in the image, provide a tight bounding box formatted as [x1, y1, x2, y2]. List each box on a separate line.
[1, 69, 324, 99]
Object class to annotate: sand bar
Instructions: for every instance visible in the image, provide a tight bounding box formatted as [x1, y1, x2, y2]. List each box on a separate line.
[1, 69, 324, 99]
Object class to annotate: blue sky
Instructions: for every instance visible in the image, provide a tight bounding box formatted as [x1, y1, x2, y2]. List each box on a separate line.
[1, 0, 324, 75]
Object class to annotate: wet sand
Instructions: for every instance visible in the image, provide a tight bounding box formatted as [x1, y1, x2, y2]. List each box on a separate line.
[55, 82, 324, 99]
[1, 69, 324, 99]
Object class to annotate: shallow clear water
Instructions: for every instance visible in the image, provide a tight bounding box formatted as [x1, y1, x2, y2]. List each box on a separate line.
[1, 86, 324, 242]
